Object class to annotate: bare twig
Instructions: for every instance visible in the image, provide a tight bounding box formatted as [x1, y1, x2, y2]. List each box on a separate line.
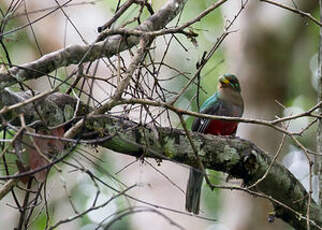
[178, 113, 214, 189]
[97, 0, 136, 32]
[64, 36, 151, 139]
[260, 0, 322, 27]
[0, 177, 18, 200]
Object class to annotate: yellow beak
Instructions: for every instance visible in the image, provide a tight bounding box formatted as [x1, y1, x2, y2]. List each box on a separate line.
[219, 76, 230, 85]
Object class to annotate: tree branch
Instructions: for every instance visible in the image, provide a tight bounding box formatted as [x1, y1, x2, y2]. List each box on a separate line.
[1, 90, 322, 230]
[0, 0, 188, 89]
[260, 0, 322, 27]
[0, 0, 321, 228]
[83, 114, 322, 230]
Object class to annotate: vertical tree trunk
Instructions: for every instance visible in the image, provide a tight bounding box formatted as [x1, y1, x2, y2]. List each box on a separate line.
[316, 0, 322, 206]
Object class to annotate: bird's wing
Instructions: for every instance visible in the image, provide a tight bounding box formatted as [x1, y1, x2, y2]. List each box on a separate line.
[191, 94, 222, 133]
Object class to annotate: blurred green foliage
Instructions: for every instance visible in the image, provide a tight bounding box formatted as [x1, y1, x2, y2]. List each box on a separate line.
[0, 0, 321, 229]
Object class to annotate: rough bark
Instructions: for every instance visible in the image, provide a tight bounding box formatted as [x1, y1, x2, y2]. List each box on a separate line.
[1, 89, 321, 230]
[0, 0, 320, 229]
[0, 0, 188, 89]
[317, 0, 322, 206]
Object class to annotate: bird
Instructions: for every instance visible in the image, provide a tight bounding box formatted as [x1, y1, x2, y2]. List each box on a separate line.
[185, 74, 244, 214]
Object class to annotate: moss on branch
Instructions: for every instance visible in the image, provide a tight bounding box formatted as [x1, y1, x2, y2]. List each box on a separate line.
[1, 90, 322, 230]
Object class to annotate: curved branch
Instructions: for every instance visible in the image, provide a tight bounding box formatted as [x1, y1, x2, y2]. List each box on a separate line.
[1, 90, 322, 230]
[0, 0, 188, 89]
[82, 114, 322, 230]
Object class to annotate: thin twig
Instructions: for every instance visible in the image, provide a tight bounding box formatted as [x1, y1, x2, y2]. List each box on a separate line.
[260, 0, 322, 27]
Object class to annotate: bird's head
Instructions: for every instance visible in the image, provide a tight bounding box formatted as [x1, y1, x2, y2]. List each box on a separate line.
[218, 74, 241, 92]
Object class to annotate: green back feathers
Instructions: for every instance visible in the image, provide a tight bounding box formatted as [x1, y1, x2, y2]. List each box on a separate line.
[200, 92, 219, 112]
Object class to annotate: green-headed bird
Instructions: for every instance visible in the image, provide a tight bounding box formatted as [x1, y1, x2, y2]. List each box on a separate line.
[185, 74, 244, 214]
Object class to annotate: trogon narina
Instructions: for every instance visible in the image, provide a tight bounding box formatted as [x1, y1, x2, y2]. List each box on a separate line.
[185, 74, 244, 214]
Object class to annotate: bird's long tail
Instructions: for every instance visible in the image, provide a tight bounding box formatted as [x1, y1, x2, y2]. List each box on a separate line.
[185, 168, 203, 214]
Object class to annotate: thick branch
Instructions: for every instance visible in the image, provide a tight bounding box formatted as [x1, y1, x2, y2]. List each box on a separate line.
[0, 0, 188, 89]
[82, 114, 322, 230]
[1, 90, 322, 230]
